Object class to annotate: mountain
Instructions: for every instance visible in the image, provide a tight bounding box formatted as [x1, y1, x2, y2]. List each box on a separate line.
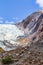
[0, 10, 43, 51]
[16, 10, 43, 34]
[16, 10, 43, 46]
[0, 10, 43, 65]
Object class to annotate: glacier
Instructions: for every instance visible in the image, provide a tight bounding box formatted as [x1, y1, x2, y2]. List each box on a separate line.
[0, 24, 24, 51]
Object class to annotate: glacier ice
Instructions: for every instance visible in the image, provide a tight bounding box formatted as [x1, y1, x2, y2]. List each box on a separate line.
[0, 24, 24, 51]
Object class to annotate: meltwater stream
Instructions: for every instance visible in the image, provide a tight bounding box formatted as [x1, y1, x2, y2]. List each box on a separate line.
[0, 24, 24, 51]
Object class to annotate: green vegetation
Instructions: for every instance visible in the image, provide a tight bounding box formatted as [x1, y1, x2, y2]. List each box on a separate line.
[2, 55, 14, 64]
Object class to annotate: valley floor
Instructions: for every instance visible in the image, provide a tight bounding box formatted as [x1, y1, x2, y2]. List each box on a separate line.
[0, 41, 43, 65]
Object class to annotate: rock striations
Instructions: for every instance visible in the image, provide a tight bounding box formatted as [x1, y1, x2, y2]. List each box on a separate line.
[0, 10, 43, 65]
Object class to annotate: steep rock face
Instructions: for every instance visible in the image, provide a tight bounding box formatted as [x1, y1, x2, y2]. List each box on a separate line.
[0, 10, 43, 51]
[16, 11, 43, 35]
[0, 10, 43, 65]
[16, 10, 43, 45]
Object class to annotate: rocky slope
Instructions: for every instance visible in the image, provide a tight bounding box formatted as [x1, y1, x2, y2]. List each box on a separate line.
[16, 10, 43, 46]
[16, 10, 43, 34]
[0, 10, 43, 65]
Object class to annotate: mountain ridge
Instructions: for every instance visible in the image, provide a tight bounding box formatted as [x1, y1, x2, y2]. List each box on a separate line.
[0, 10, 43, 65]
[15, 10, 43, 47]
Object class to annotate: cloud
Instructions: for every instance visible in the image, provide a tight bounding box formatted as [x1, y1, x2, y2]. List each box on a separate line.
[12, 17, 19, 20]
[0, 17, 3, 23]
[36, 0, 43, 8]
[0, 17, 3, 20]
[5, 20, 14, 24]
[0, 21, 3, 23]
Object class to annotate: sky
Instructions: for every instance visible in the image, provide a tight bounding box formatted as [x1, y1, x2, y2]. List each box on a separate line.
[0, 0, 43, 24]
